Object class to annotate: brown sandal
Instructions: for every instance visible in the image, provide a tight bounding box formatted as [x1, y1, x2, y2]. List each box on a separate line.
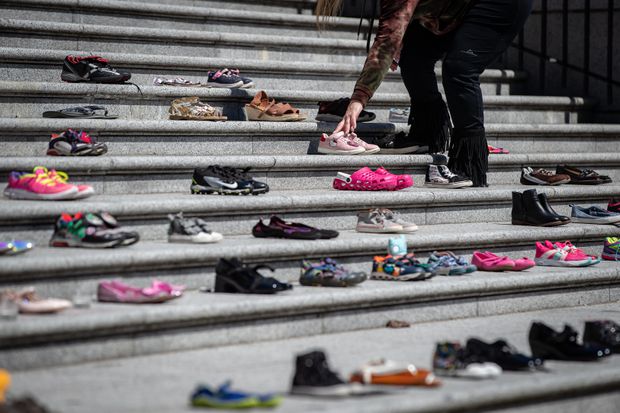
[168, 97, 227, 121]
[245, 91, 306, 122]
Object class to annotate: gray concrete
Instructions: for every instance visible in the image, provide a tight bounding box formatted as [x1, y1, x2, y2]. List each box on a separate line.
[5, 303, 620, 412]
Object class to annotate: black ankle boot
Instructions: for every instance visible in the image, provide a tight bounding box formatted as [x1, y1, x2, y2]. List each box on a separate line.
[518, 189, 563, 226]
[538, 193, 571, 223]
[511, 191, 528, 225]
[447, 128, 488, 187]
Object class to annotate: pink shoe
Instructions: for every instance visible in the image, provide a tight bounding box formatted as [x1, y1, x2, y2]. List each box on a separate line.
[471, 251, 516, 271]
[318, 132, 365, 155]
[146, 280, 185, 296]
[346, 133, 380, 154]
[3, 167, 78, 200]
[47, 168, 94, 199]
[374, 167, 413, 190]
[488, 145, 509, 154]
[97, 280, 182, 304]
[333, 167, 398, 191]
[535, 241, 595, 267]
[513, 256, 535, 271]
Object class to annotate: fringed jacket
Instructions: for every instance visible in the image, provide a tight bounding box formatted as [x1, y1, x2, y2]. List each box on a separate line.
[351, 0, 474, 107]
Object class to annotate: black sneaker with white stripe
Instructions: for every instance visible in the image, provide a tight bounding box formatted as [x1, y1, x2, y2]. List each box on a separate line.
[191, 165, 254, 195]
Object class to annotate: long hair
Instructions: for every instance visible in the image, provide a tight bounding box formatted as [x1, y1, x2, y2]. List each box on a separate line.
[315, 0, 343, 29]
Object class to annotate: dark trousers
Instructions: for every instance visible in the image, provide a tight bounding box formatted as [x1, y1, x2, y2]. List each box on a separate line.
[399, 0, 533, 134]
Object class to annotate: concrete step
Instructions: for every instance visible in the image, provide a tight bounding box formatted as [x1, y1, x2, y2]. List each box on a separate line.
[116, 0, 317, 13]
[7, 302, 620, 412]
[0, 48, 524, 95]
[0, 185, 616, 248]
[0, 0, 367, 39]
[0, 18, 371, 64]
[1, 119, 618, 156]
[2, 82, 590, 124]
[0, 258, 618, 370]
[1, 153, 619, 195]
[0, 222, 617, 296]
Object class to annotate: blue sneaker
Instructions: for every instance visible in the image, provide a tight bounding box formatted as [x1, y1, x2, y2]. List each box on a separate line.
[191, 381, 281, 409]
[427, 252, 469, 276]
[570, 205, 620, 225]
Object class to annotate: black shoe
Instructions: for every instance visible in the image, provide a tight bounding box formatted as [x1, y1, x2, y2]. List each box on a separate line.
[61, 55, 129, 83]
[221, 166, 269, 195]
[512, 190, 563, 227]
[529, 322, 610, 361]
[252, 216, 338, 240]
[465, 338, 543, 371]
[583, 320, 620, 353]
[556, 164, 610, 185]
[316, 98, 375, 123]
[191, 165, 254, 195]
[214, 258, 292, 294]
[94, 211, 140, 246]
[538, 193, 571, 223]
[375, 132, 429, 154]
[291, 350, 356, 396]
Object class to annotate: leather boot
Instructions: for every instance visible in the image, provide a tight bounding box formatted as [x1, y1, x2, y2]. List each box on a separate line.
[538, 193, 571, 224]
[521, 189, 563, 226]
[511, 191, 528, 225]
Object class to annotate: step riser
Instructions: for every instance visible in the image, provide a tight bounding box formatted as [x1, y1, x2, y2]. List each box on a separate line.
[0, 279, 615, 370]
[118, 0, 316, 13]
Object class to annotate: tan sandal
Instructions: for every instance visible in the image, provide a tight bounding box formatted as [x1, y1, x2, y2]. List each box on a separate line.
[169, 97, 227, 121]
[245, 91, 306, 122]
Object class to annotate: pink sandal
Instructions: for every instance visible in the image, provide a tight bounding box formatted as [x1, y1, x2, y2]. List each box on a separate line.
[472, 251, 516, 271]
[375, 167, 413, 190]
[333, 167, 398, 191]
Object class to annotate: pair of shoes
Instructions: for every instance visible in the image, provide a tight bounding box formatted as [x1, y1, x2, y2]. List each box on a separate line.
[535, 240, 600, 267]
[191, 165, 268, 196]
[333, 167, 412, 191]
[424, 154, 473, 188]
[0, 287, 72, 314]
[253, 216, 338, 240]
[61, 55, 130, 83]
[43, 105, 118, 119]
[558, 164, 611, 185]
[169, 97, 227, 121]
[511, 189, 570, 226]
[206, 68, 253, 89]
[350, 359, 440, 387]
[4, 166, 94, 201]
[318, 131, 379, 155]
[583, 320, 620, 353]
[98, 280, 184, 304]
[316, 98, 375, 123]
[529, 322, 611, 361]
[300, 258, 367, 287]
[375, 131, 429, 154]
[427, 251, 476, 276]
[47, 129, 107, 156]
[521, 167, 570, 185]
[191, 381, 280, 409]
[472, 251, 535, 271]
[432, 341, 502, 379]
[602, 237, 620, 260]
[50, 212, 139, 248]
[215, 258, 292, 294]
[356, 208, 417, 233]
[371, 254, 434, 281]
[570, 205, 620, 224]
[488, 144, 509, 154]
[245, 91, 306, 121]
[0, 240, 34, 256]
[168, 212, 223, 243]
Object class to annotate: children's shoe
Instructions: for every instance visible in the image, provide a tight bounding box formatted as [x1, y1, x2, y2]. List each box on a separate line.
[356, 209, 403, 233]
[428, 251, 476, 274]
[224, 68, 254, 89]
[61, 55, 129, 83]
[12, 287, 72, 314]
[488, 145, 509, 154]
[424, 164, 472, 188]
[318, 132, 365, 155]
[4, 167, 79, 200]
[333, 167, 399, 191]
[46, 168, 95, 199]
[607, 198, 620, 214]
[1, 240, 34, 256]
[472, 251, 516, 271]
[433, 342, 502, 379]
[602, 237, 620, 261]
[378, 208, 417, 232]
[205, 69, 244, 88]
[347, 133, 380, 154]
[300, 258, 366, 287]
[191, 381, 281, 409]
[388, 107, 409, 123]
[387, 235, 407, 256]
[350, 359, 440, 387]
[168, 213, 223, 244]
[50, 213, 129, 248]
[97, 280, 182, 303]
[47, 129, 107, 156]
[513, 256, 536, 271]
[374, 167, 413, 190]
[371, 255, 430, 281]
[534, 241, 595, 267]
[551, 240, 600, 263]
[291, 350, 365, 396]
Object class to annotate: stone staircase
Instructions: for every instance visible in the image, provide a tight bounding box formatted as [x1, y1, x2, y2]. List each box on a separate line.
[1, 0, 620, 411]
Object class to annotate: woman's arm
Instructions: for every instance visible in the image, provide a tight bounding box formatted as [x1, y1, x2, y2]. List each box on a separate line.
[335, 0, 419, 133]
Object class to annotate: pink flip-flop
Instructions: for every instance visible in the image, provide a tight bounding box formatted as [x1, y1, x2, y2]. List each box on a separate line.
[472, 251, 516, 271]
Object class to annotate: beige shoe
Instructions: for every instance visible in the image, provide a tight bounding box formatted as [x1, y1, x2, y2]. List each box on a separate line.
[15, 288, 72, 314]
[168, 97, 227, 121]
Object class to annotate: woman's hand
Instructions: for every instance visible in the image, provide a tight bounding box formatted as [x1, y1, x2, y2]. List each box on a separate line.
[334, 100, 363, 134]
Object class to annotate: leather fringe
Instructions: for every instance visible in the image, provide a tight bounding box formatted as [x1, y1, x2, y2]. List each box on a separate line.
[447, 129, 489, 187]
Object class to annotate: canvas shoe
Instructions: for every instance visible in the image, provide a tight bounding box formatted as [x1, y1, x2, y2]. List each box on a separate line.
[378, 208, 418, 232]
[520, 167, 571, 185]
[570, 205, 620, 224]
[318, 132, 365, 155]
[356, 209, 403, 233]
[291, 350, 368, 396]
[3, 167, 79, 200]
[168, 213, 223, 244]
[424, 164, 473, 188]
[205, 69, 244, 88]
[534, 241, 596, 267]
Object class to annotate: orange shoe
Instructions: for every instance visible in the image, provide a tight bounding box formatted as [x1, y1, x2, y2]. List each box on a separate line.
[350, 359, 441, 387]
[0, 369, 11, 403]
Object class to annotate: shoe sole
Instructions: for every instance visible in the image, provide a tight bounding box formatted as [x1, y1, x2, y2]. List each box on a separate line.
[168, 234, 222, 244]
[511, 219, 568, 227]
[3, 187, 80, 200]
[204, 81, 244, 88]
[317, 147, 366, 155]
[191, 185, 252, 196]
[534, 257, 596, 267]
[371, 272, 429, 281]
[423, 182, 473, 189]
[49, 237, 125, 248]
[522, 176, 571, 185]
[571, 216, 620, 224]
[290, 385, 358, 397]
[356, 227, 403, 233]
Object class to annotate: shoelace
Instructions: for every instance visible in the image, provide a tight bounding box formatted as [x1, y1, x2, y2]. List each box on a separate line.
[439, 165, 458, 179]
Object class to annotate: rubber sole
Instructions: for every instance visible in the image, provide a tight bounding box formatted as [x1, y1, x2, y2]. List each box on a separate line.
[571, 216, 620, 224]
[370, 272, 430, 281]
[191, 184, 252, 196]
[3, 187, 79, 201]
[245, 105, 306, 122]
[533, 257, 595, 267]
[49, 237, 125, 248]
[317, 147, 366, 155]
[423, 181, 473, 189]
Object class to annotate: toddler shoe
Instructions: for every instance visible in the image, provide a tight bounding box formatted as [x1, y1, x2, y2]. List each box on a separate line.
[318, 132, 365, 155]
[472, 251, 516, 271]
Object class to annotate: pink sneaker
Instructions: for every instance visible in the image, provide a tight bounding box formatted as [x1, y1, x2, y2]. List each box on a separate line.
[552, 240, 600, 262]
[535, 241, 595, 267]
[374, 167, 413, 190]
[47, 169, 94, 199]
[347, 133, 380, 154]
[98, 280, 183, 304]
[471, 251, 516, 271]
[333, 167, 398, 191]
[318, 132, 365, 155]
[3, 167, 78, 200]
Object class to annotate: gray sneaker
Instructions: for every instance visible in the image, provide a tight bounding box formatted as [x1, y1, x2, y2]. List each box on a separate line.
[356, 209, 403, 233]
[570, 205, 620, 224]
[378, 208, 418, 233]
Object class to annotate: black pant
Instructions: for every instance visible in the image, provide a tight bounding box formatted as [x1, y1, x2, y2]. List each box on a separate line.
[399, 0, 533, 133]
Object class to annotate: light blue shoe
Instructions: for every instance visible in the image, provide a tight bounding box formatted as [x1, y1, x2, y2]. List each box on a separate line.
[570, 205, 620, 225]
